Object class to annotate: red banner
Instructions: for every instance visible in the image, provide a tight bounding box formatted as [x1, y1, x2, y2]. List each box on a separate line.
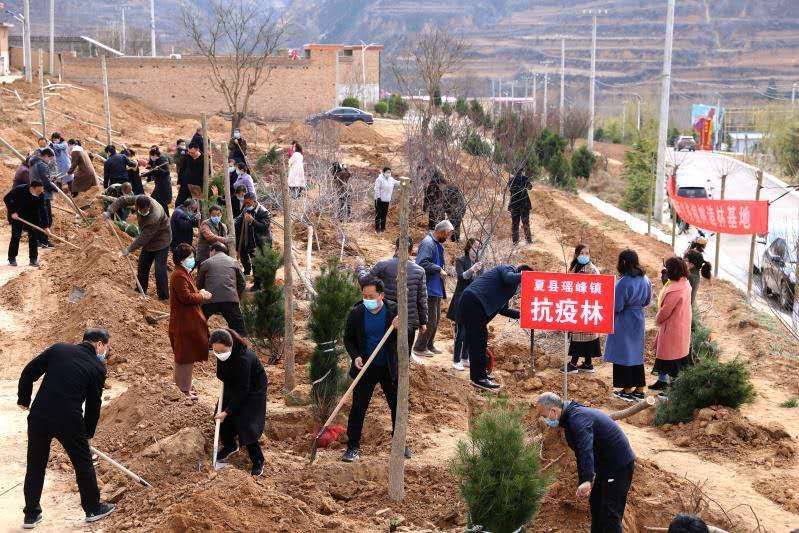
[668, 175, 768, 235]
[520, 271, 616, 334]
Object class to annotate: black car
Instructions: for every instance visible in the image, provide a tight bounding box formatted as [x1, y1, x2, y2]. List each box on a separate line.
[761, 237, 796, 310]
[307, 107, 374, 126]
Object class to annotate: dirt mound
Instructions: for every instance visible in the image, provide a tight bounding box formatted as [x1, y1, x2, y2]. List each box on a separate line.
[753, 475, 799, 514]
[339, 121, 388, 145]
[272, 121, 311, 144]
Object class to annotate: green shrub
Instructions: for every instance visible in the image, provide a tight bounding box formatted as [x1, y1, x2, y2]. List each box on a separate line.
[440, 101, 453, 116]
[621, 139, 656, 213]
[462, 129, 492, 157]
[594, 127, 605, 142]
[387, 93, 409, 118]
[255, 145, 281, 173]
[780, 397, 799, 408]
[341, 96, 362, 109]
[654, 357, 755, 425]
[535, 129, 566, 168]
[433, 119, 453, 141]
[374, 101, 388, 115]
[667, 126, 681, 147]
[776, 126, 799, 177]
[242, 246, 285, 361]
[469, 99, 486, 126]
[547, 151, 573, 190]
[455, 97, 469, 117]
[571, 145, 596, 180]
[308, 259, 361, 423]
[433, 88, 442, 108]
[450, 400, 551, 533]
[690, 308, 720, 360]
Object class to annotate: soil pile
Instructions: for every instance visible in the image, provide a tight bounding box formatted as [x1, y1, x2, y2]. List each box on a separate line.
[338, 121, 389, 145]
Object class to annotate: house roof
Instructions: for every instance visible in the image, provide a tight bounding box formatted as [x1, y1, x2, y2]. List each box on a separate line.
[303, 43, 384, 51]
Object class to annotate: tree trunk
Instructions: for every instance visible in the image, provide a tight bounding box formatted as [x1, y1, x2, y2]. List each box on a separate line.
[281, 153, 295, 393]
[231, 111, 243, 138]
[388, 177, 411, 500]
[220, 142, 237, 258]
[201, 113, 210, 217]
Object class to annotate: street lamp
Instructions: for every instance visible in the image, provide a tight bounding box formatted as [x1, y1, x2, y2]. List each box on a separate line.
[359, 40, 378, 105]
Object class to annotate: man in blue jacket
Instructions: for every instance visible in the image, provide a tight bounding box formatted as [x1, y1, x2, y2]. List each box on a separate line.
[413, 219, 453, 357]
[536, 392, 636, 533]
[459, 263, 531, 389]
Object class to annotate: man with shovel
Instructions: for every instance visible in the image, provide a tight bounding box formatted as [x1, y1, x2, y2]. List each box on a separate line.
[4, 179, 45, 266]
[17, 328, 117, 529]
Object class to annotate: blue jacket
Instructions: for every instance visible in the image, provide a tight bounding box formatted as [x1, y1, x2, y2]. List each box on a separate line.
[50, 141, 71, 175]
[560, 401, 635, 484]
[461, 265, 521, 319]
[170, 206, 198, 250]
[416, 233, 446, 298]
[604, 274, 652, 366]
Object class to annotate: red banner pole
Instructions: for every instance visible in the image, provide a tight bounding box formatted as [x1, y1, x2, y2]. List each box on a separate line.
[713, 174, 727, 278]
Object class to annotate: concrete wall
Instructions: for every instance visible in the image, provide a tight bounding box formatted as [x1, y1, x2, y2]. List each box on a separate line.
[9, 46, 64, 75]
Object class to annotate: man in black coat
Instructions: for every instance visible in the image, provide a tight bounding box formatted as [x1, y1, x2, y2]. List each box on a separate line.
[170, 198, 200, 257]
[443, 182, 466, 242]
[27, 149, 57, 248]
[508, 170, 533, 245]
[144, 146, 172, 216]
[103, 145, 129, 189]
[181, 143, 205, 202]
[17, 328, 117, 528]
[342, 278, 408, 463]
[234, 193, 272, 289]
[536, 392, 636, 533]
[4, 180, 45, 266]
[174, 139, 190, 208]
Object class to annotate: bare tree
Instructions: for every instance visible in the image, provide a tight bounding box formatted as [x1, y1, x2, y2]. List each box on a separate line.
[181, 0, 285, 135]
[562, 106, 591, 150]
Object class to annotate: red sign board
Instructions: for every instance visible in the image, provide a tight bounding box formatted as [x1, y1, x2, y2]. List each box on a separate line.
[668, 175, 768, 235]
[520, 271, 616, 334]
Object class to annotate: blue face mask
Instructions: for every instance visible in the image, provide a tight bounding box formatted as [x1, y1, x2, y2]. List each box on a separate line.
[544, 418, 559, 428]
[210, 215, 222, 225]
[182, 257, 196, 271]
[577, 255, 590, 265]
[363, 298, 379, 311]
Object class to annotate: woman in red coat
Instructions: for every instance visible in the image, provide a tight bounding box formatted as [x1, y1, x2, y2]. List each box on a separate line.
[169, 243, 212, 399]
[650, 256, 693, 393]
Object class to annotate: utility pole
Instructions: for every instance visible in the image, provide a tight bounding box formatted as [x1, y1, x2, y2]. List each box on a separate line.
[149, 0, 156, 57]
[632, 93, 641, 132]
[121, 8, 127, 55]
[281, 152, 295, 393]
[793, 83, 797, 106]
[622, 103, 626, 140]
[49, 0, 55, 75]
[542, 71, 549, 129]
[587, 13, 597, 151]
[654, 0, 676, 223]
[559, 38, 566, 136]
[531, 72, 537, 116]
[101, 55, 112, 146]
[23, 0, 32, 82]
[39, 64, 46, 138]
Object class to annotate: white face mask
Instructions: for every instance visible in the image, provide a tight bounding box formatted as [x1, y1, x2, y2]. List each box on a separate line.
[228, 166, 235, 173]
[214, 350, 232, 361]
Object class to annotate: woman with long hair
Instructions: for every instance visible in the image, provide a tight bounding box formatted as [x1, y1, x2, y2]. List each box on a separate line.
[604, 249, 652, 402]
[563, 244, 602, 373]
[446, 238, 483, 371]
[650, 257, 693, 393]
[210, 328, 268, 476]
[684, 249, 711, 305]
[287, 141, 306, 199]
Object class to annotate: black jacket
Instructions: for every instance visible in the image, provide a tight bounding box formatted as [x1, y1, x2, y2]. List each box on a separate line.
[560, 401, 636, 484]
[27, 155, 57, 199]
[234, 204, 272, 251]
[443, 184, 466, 217]
[174, 148, 188, 185]
[216, 342, 267, 445]
[446, 254, 483, 321]
[145, 156, 172, 205]
[126, 157, 145, 195]
[104, 153, 129, 188]
[423, 175, 445, 213]
[170, 206, 199, 250]
[228, 138, 248, 164]
[183, 153, 205, 187]
[191, 132, 205, 151]
[461, 265, 521, 321]
[344, 300, 398, 379]
[4, 184, 43, 225]
[508, 173, 532, 214]
[18, 342, 106, 437]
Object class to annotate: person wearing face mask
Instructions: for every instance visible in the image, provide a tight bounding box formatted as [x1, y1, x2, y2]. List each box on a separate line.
[341, 278, 406, 463]
[143, 146, 172, 216]
[17, 328, 117, 528]
[174, 139, 191, 207]
[102, 145, 129, 189]
[196, 205, 229, 266]
[170, 198, 200, 259]
[234, 192, 272, 289]
[446, 238, 483, 371]
[373, 166, 399, 233]
[228, 130, 248, 165]
[564, 243, 603, 374]
[4, 180, 45, 266]
[169, 243, 212, 399]
[67, 139, 98, 195]
[105, 195, 172, 299]
[233, 162, 256, 196]
[535, 392, 635, 533]
[198, 243, 246, 334]
[228, 185, 247, 219]
[121, 148, 145, 195]
[209, 328, 267, 476]
[413, 219, 454, 358]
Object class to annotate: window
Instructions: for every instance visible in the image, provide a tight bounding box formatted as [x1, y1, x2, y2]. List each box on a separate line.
[339, 49, 353, 57]
[677, 187, 708, 199]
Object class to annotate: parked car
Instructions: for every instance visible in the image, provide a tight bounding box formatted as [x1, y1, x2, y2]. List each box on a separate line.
[307, 107, 374, 126]
[676, 135, 696, 151]
[761, 236, 796, 310]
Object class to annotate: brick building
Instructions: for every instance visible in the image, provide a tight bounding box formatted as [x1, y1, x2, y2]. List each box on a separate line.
[59, 43, 382, 121]
[0, 23, 11, 76]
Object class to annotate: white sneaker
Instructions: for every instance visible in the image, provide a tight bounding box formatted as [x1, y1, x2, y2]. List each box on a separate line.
[463, 359, 470, 368]
[452, 361, 464, 371]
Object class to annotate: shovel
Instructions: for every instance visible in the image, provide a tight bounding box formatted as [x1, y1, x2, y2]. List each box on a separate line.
[309, 324, 396, 463]
[105, 218, 147, 299]
[12, 216, 81, 250]
[212, 381, 225, 470]
[90, 446, 152, 488]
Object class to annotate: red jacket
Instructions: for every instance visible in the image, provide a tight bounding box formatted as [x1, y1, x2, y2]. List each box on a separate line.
[168, 266, 209, 365]
[654, 278, 692, 360]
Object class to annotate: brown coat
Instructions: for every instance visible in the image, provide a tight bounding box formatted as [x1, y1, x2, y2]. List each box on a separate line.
[168, 266, 209, 365]
[67, 147, 97, 193]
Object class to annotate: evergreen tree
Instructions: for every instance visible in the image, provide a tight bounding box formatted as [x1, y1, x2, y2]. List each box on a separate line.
[571, 145, 596, 180]
[308, 259, 361, 423]
[241, 246, 284, 361]
[547, 150, 573, 190]
[621, 138, 656, 213]
[455, 96, 469, 117]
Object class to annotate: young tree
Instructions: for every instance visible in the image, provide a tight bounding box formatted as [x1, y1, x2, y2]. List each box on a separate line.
[182, 0, 285, 135]
[571, 145, 596, 180]
[562, 107, 591, 150]
[241, 246, 285, 361]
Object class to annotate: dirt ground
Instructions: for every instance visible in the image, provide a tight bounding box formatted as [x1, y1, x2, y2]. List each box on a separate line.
[0, 78, 798, 532]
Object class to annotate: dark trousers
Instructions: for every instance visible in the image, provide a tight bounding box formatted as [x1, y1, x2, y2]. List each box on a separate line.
[338, 192, 351, 220]
[346, 364, 397, 450]
[511, 211, 532, 244]
[220, 416, 264, 465]
[453, 322, 469, 362]
[413, 296, 441, 352]
[449, 214, 463, 242]
[40, 199, 52, 244]
[202, 301, 247, 335]
[9, 221, 39, 262]
[241, 244, 265, 288]
[175, 183, 191, 208]
[138, 246, 169, 299]
[461, 292, 490, 382]
[24, 423, 100, 516]
[374, 200, 389, 232]
[156, 198, 170, 217]
[590, 461, 635, 533]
